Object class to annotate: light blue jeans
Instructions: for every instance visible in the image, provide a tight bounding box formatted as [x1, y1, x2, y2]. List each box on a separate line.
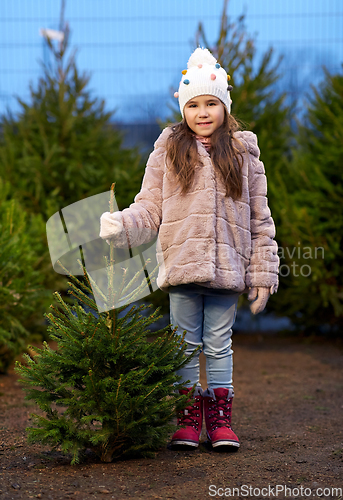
[169, 287, 240, 390]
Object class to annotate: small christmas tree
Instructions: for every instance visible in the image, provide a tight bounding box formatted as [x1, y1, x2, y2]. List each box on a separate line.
[15, 184, 197, 463]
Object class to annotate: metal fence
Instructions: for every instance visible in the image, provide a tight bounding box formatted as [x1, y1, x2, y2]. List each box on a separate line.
[0, 0, 342, 123]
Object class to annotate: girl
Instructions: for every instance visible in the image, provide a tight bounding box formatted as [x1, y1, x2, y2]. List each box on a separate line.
[100, 47, 279, 450]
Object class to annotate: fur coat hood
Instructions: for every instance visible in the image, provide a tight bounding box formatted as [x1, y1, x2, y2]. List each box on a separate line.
[113, 127, 279, 295]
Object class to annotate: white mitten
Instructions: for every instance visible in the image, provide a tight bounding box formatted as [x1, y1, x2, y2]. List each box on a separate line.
[248, 287, 270, 315]
[99, 211, 123, 241]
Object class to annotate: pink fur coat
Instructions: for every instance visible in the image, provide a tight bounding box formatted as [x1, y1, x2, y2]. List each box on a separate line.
[109, 127, 279, 295]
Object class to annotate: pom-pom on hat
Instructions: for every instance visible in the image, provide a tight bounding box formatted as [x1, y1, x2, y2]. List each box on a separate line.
[175, 47, 232, 118]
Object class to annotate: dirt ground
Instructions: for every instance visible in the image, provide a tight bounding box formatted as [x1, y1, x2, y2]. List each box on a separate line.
[0, 333, 343, 500]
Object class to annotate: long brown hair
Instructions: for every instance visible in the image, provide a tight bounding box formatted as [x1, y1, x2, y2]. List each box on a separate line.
[165, 107, 245, 200]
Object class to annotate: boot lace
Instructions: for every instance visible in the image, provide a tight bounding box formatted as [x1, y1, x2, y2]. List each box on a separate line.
[177, 395, 201, 431]
[207, 397, 232, 430]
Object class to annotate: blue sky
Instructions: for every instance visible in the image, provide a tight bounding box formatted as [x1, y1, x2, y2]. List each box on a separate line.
[0, 0, 342, 122]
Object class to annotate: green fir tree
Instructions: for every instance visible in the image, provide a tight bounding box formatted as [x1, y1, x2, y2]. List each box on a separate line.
[0, 179, 50, 373]
[15, 266, 196, 464]
[273, 67, 343, 334]
[0, 20, 145, 333]
[15, 186, 198, 464]
[0, 22, 143, 220]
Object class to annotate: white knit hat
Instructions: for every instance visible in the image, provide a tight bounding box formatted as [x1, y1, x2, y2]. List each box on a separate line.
[174, 47, 232, 118]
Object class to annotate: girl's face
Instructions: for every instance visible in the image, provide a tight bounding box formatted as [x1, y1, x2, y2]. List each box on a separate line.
[183, 95, 225, 137]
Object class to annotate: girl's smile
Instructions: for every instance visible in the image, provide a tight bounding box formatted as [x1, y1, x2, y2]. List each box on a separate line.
[184, 95, 225, 137]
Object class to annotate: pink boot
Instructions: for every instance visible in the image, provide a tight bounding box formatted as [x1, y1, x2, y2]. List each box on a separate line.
[170, 386, 203, 448]
[203, 387, 240, 449]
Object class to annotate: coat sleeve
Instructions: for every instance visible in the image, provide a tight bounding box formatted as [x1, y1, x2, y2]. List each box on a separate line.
[108, 130, 167, 248]
[244, 132, 279, 294]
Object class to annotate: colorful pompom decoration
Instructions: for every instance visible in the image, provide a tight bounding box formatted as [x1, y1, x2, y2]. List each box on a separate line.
[210, 74, 216, 80]
[174, 92, 179, 98]
[227, 75, 231, 81]
[215, 63, 220, 69]
[182, 69, 187, 75]
[198, 63, 202, 68]
[183, 79, 190, 85]
[227, 85, 233, 91]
